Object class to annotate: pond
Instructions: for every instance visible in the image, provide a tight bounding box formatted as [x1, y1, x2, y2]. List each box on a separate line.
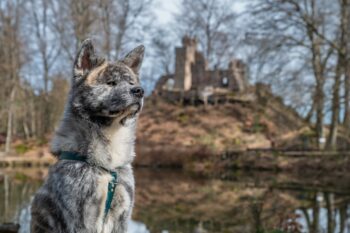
[0, 167, 350, 233]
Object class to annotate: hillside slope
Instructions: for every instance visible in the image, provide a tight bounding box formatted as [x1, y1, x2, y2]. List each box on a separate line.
[135, 87, 310, 166]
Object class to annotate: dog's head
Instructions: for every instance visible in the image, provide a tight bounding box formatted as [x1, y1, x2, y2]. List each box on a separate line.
[70, 39, 145, 123]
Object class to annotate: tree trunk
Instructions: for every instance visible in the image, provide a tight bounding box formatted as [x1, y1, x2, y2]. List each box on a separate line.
[4, 175, 9, 218]
[343, 0, 350, 128]
[23, 121, 30, 140]
[310, 193, 319, 233]
[339, 204, 347, 233]
[115, 0, 129, 58]
[308, 25, 325, 149]
[325, 193, 335, 233]
[305, 95, 316, 123]
[101, 1, 112, 59]
[327, 63, 342, 150]
[327, 0, 348, 150]
[315, 81, 324, 148]
[343, 71, 350, 128]
[30, 98, 36, 138]
[4, 87, 16, 154]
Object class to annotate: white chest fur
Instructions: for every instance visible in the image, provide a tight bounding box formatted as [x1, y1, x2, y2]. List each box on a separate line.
[92, 173, 112, 233]
[93, 172, 133, 233]
[103, 119, 137, 168]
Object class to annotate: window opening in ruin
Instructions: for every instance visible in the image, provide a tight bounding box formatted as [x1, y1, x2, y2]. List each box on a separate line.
[166, 79, 175, 90]
[222, 77, 228, 87]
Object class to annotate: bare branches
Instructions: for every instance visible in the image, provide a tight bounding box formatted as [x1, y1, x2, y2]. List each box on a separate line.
[175, 0, 237, 67]
[245, 0, 338, 148]
[0, 0, 155, 150]
[245, 0, 350, 149]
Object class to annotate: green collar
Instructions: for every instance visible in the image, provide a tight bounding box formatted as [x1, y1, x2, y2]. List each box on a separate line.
[59, 151, 118, 218]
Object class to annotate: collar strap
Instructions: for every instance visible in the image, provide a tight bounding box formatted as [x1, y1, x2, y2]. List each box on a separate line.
[59, 151, 118, 218]
[59, 151, 86, 162]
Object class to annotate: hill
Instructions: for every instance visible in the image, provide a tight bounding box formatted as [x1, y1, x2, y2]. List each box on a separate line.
[135, 84, 311, 166]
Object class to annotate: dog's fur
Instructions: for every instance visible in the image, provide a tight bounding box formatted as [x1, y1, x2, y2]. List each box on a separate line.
[30, 39, 145, 233]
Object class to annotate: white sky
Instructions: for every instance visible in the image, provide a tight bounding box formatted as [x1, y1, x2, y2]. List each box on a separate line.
[154, 0, 247, 25]
[154, 1, 180, 25]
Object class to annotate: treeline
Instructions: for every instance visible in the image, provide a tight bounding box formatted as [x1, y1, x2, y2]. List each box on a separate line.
[0, 0, 154, 153]
[240, 0, 350, 149]
[1, 0, 350, 152]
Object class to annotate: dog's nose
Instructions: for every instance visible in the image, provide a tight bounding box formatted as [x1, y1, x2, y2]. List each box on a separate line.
[131, 87, 144, 98]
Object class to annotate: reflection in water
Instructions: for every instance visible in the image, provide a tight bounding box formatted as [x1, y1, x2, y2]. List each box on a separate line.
[0, 172, 41, 224]
[133, 169, 350, 233]
[18, 205, 31, 233]
[297, 193, 350, 233]
[1, 168, 350, 233]
[129, 221, 150, 233]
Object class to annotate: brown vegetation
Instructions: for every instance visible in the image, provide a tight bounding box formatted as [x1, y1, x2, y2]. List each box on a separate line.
[135, 88, 310, 166]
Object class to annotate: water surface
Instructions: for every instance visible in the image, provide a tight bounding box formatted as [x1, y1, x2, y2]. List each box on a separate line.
[1, 167, 349, 233]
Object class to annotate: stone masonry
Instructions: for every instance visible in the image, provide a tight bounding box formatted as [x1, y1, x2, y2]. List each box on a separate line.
[154, 36, 248, 102]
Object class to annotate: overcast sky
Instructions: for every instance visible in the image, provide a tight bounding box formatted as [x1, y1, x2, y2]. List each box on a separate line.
[154, 1, 180, 24]
[153, 1, 247, 25]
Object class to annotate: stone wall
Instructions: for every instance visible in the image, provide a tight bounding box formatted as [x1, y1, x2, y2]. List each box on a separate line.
[191, 51, 208, 89]
[174, 37, 197, 91]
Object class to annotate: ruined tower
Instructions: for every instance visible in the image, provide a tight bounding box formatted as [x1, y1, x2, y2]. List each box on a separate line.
[174, 36, 197, 91]
[191, 51, 208, 89]
[154, 36, 249, 100]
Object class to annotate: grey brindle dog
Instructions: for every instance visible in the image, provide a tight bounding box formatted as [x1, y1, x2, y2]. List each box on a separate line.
[31, 39, 145, 233]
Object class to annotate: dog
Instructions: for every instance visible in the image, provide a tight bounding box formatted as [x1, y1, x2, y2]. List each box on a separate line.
[31, 39, 145, 233]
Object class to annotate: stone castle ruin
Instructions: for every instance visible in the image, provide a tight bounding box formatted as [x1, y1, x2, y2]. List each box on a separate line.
[154, 36, 248, 103]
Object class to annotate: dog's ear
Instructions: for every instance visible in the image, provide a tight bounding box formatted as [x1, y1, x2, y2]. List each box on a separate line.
[122, 45, 145, 74]
[74, 39, 104, 78]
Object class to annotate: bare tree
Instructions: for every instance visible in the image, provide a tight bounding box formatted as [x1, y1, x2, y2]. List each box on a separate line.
[49, 0, 98, 63]
[27, 0, 61, 137]
[343, 3, 350, 128]
[151, 28, 175, 76]
[326, 0, 350, 149]
[49, 0, 154, 65]
[175, 0, 237, 67]
[97, 0, 154, 59]
[0, 0, 155, 152]
[0, 0, 26, 153]
[245, 0, 340, 149]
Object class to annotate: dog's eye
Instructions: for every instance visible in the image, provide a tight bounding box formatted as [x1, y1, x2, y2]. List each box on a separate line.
[122, 74, 134, 84]
[107, 80, 117, 86]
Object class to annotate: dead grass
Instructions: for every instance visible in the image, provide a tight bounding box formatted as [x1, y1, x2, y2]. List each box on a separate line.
[137, 98, 308, 155]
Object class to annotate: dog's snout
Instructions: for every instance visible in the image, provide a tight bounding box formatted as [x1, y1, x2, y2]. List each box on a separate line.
[131, 87, 144, 98]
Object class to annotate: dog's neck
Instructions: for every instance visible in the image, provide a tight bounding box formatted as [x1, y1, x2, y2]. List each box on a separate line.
[100, 119, 137, 169]
[51, 108, 137, 170]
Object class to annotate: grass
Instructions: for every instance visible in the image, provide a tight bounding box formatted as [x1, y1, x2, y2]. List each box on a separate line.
[177, 112, 190, 124]
[14, 144, 30, 154]
[252, 115, 267, 133]
[14, 172, 28, 181]
[198, 134, 217, 150]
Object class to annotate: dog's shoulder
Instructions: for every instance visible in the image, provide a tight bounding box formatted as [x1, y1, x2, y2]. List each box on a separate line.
[31, 161, 135, 232]
[31, 161, 106, 231]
